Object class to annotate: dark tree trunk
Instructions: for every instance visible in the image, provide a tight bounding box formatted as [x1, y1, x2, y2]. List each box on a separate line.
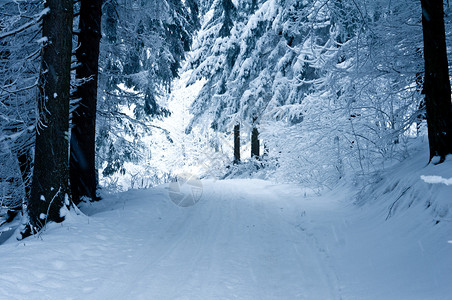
[28, 0, 73, 231]
[234, 124, 240, 164]
[421, 0, 452, 163]
[70, 0, 102, 204]
[251, 119, 260, 159]
[17, 149, 32, 202]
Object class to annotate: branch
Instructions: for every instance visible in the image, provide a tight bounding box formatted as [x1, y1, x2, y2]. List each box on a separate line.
[97, 110, 174, 143]
[0, 12, 34, 20]
[0, 82, 38, 95]
[386, 187, 411, 220]
[0, 8, 50, 40]
[105, 90, 143, 99]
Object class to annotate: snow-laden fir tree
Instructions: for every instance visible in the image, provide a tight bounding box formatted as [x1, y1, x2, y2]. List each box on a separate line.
[97, 0, 199, 181]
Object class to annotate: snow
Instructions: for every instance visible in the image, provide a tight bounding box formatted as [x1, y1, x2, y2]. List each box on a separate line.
[1, 157, 451, 299]
[36, 37, 48, 45]
[421, 175, 452, 186]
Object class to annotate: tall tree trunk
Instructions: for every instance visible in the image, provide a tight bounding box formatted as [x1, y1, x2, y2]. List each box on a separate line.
[251, 118, 260, 159]
[234, 124, 240, 164]
[421, 0, 452, 163]
[28, 0, 73, 231]
[70, 0, 102, 204]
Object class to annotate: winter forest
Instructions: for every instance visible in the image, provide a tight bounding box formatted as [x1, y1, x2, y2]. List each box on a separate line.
[0, 0, 451, 299]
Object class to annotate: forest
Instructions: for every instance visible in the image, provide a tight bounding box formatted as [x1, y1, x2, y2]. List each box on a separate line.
[0, 0, 451, 299]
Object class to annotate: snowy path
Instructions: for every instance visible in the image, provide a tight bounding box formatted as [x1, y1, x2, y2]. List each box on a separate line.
[0, 180, 338, 299]
[0, 179, 450, 299]
[82, 180, 338, 299]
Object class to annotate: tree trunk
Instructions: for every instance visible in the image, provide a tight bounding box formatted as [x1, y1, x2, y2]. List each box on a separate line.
[251, 119, 260, 159]
[17, 149, 32, 202]
[70, 0, 102, 204]
[421, 0, 452, 163]
[28, 0, 73, 231]
[234, 124, 240, 164]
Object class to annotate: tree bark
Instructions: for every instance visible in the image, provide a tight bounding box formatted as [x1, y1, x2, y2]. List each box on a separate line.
[421, 0, 452, 163]
[234, 124, 240, 164]
[17, 149, 32, 202]
[29, 0, 73, 231]
[70, 0, 102, 204]
[251, 118, 260, 159]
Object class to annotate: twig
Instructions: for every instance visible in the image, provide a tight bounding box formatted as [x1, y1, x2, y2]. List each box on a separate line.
[386, 186, 411, 220]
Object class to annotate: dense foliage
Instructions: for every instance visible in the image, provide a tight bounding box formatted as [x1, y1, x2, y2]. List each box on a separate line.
[186, 0, 451, 187]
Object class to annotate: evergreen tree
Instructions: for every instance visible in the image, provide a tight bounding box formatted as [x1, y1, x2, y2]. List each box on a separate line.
[28, 0, 73, 232]
[420, 0, 452, 163]
[251, 118, 260, 159]
[70, 0, 102, 204]
[0, 1, 42, 210]
[97, 0, 199, 178]
[234, 123, 240, 163]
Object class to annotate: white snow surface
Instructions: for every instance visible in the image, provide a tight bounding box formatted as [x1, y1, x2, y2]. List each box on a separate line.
[1, 166, 451, 299]
[421, 175, 452, 186]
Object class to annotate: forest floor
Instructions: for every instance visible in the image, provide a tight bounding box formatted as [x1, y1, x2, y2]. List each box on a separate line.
[0, 168, 451, 299]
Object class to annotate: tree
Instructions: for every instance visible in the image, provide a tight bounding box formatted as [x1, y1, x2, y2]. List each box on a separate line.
[97, 0, 198, 180]
[251, 118, 259, 159]
[0, 1, 42, 211]
[234, 123, 240, 163]
[421, 0, 452, 163]
[70, 0, 102, 204]
[28, 0, 73, 232]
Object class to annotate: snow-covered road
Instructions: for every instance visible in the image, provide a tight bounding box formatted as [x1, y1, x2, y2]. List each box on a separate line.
[0, 179, 450, 299]
[0, 180, 339, 299]
[90, 180, 339, 300]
